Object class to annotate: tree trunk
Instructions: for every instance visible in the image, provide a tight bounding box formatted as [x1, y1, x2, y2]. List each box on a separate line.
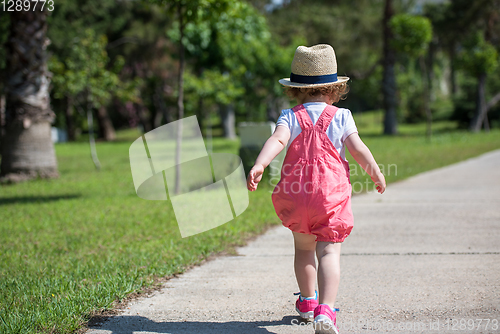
[220, 104, 236, 139]
[153, 110, 162, 129]
[96, 105, 116, 141]
[152, 83, 169, 127]
[65, 95, 76, 141]
[449, 45, 458, 97]
[0, 94, 5, 139]
[483, 113, 490, 132]
[163, 105, 173, 124]
[196, 97, 204, 135]
[0, 5, 58, 183]
[266, 97, 279, 122]
[135, 102, 151, 133]
[420, 56, 432, 141]
[486, 91, 500, 112]
[470, 72, 487, 132]
[382, 0, 398, 135]
[86, 97, 101, 171]
[174, 3, 185, 195]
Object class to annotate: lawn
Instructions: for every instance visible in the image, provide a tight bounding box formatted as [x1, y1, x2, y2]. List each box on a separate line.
[1, 117, 499, 333]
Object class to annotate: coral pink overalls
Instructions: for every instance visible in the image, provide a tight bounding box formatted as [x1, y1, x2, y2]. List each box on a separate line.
[272, 104, 353, 242]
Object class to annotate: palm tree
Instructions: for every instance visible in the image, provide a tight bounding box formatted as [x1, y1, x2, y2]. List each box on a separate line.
[0, 5, 58, 182]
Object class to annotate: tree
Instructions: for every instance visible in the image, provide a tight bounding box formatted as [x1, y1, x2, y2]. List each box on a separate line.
[46, 0, 168, 138]
[425, 0, 500, 130]
[265, 0, 384, 113]
[109, 2, 177, 132]
[390, 13, 433, 138]
[0, 5, 58, 183]
[457, 34, 499, 132]
[50, 29, 140, 169]
[147, 0, 231, 194]
[50, 29, 140, 141]
[175, 0, 292, 137]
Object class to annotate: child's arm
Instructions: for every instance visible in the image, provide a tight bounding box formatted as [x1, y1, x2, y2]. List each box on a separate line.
[246, 125, 291, 191]
[345, 133, 386, 194]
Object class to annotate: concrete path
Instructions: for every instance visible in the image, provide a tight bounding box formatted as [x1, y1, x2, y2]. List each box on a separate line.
[87, 150, 500, 334]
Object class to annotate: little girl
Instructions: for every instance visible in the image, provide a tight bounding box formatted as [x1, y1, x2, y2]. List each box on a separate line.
[246, 44, 385, 334]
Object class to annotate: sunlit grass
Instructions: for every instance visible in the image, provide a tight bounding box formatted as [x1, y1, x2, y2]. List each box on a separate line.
[0, 134, 275, 334]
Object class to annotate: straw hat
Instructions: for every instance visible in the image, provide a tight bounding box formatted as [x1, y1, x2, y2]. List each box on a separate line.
[279, 44, 349, 88]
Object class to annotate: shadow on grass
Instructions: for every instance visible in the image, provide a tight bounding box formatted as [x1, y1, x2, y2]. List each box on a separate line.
[73, 138, 136, 144]
[0, 194, 82, 205]
[88, 315, 308, 334]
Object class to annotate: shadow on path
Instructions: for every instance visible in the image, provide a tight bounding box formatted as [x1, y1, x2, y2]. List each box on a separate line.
[89, 315, 309, 334]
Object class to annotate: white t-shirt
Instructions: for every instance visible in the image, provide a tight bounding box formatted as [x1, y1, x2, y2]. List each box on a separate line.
[276, 102, 358, 161]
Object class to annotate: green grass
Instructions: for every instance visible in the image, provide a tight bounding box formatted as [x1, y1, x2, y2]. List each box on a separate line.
[0, 131, 278, 334]
[1, 119, 500, 333]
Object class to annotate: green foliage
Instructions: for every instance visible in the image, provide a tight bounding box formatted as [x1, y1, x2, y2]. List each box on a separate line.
[266, 0, 384, 112]
[167, 0, 271, 96]
[396, 58, 426, 123]
[456, 33, 499, 76]
[212, 1, 293, 113]
[184, 70, 244, 106]
[149, 0, 231, 24]
[47, 0, 124, 58]
[166, 0, 292, 121]
[49, 29, 141, 108]
[390, 13, 433, 58]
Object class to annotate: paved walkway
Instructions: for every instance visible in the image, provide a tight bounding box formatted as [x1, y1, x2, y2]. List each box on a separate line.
[87, 150, 500, 334]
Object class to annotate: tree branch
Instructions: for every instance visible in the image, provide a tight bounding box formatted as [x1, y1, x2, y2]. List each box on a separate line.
[486, 91, 500, 112]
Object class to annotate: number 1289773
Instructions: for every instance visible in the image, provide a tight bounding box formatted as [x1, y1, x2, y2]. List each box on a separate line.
[1, 0, 54, 12]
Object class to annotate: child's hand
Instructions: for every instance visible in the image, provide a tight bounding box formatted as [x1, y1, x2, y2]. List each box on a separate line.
[371, 171, 386, 194]
[247, 164, 265, 191]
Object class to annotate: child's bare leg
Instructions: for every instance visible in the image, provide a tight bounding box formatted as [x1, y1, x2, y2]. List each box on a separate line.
[316, 242, 341, 309]
[292, 231, 317, 298]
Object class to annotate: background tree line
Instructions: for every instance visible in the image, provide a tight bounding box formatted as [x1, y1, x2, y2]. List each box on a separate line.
[0, 0, 499, 181]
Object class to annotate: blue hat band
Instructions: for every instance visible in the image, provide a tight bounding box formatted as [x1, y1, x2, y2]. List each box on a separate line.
[290, 72, 338, 85]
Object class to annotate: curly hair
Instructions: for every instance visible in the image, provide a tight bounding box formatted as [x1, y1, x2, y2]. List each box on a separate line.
[285, 83, 349, 104]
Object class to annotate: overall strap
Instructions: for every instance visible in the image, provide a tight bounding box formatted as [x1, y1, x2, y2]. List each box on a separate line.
[315, 105, 339, 132]
[292, 104, 313, 130]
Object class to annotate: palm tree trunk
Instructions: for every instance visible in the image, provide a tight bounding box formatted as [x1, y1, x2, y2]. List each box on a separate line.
[0, 6, 58, 183]
[382, 0, 398, 135]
